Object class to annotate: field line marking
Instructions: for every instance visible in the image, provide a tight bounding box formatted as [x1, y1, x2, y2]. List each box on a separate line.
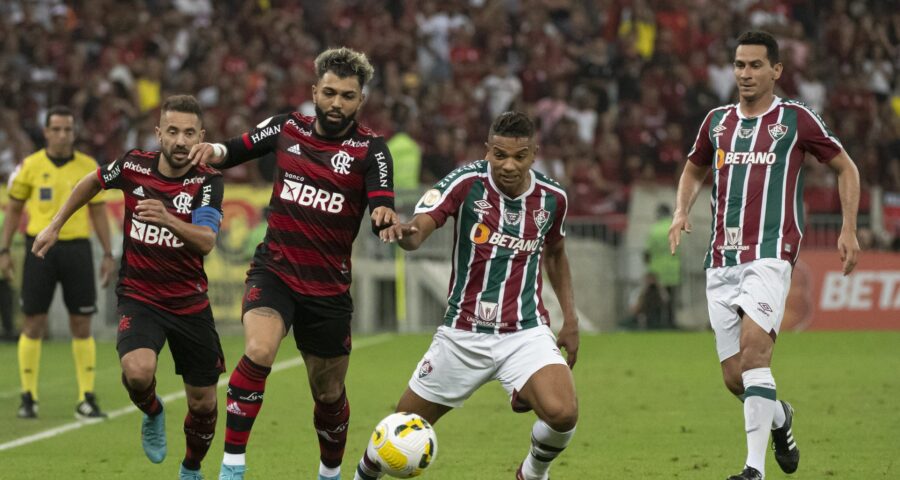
[0, 335, 391, 452]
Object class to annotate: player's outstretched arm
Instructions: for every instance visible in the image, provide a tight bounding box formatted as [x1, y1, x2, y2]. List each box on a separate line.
[669, 160, 708, 255]
[544, 238, 579, 369]
[134, 199, 218, 256]
[380, 213, 438, 251]
[32, 171, 102, 259]
[828, 150, 861, 275]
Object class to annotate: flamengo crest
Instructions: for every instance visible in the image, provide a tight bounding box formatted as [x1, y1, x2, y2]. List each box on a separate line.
[768, 123, 788, 141]
[331, 150, 353, 175]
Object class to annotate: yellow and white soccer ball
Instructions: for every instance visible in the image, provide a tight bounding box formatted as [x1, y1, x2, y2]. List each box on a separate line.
[368, 412, 438, 478]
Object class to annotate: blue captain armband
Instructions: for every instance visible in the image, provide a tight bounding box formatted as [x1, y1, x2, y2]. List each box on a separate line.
[192, 206, 222, 233]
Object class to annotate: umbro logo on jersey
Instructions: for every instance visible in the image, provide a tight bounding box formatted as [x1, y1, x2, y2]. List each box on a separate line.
[132, 186, 145, 197]
[713, 124, 727, 138]
[474, 199, 492, 215]
[287, 144, 302, 156]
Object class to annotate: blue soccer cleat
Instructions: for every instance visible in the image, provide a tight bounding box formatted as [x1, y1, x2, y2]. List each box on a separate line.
[180, 464, 204, 479]
[318, 473, 340, 480]
[219, 463, 246, 480]
[140, 399, 167, 464]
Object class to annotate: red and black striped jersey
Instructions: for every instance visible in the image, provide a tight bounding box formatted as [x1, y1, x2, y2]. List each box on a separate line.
[220, 113, 395, 296]
[97, 149, 224, 314]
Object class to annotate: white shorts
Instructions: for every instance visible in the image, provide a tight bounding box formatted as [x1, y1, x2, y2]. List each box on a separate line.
[706, 258, 792, 361]
[408, 325, 568, 409]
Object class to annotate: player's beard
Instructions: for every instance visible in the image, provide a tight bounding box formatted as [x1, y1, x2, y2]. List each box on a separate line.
[315, 105, 357, 137]
[162, 145, 192, 170]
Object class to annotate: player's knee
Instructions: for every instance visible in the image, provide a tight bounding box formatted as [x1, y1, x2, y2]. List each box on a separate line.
[244, 339, 277, 366]
[313, 385, 345, 405]
[541, 400, 579, 432]
[187, 396, 217, 415]
[121, 358, 155, 389]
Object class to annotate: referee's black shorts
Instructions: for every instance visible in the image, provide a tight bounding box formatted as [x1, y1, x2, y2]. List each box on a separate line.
[22, 236, 96, 316]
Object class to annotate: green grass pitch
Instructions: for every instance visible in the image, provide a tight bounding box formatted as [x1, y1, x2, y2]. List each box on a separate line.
[0, 331, 897, 479]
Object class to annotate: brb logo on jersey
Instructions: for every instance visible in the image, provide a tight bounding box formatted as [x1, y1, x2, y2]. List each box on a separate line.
[715, 149, 776, 169]
[280, 176, 345, 213]
[470, 223, 539, 252]
[130, 218, 184, 248]
[331, 150, 353, 175]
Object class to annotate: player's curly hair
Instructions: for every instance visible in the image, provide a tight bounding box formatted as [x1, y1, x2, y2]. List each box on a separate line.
[315, 47, 375, 89]
[488, 111, 535, 140]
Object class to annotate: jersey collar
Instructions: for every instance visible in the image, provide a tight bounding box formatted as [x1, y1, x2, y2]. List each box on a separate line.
[486, 163, 536, 201]
[736, 95, 781, 120]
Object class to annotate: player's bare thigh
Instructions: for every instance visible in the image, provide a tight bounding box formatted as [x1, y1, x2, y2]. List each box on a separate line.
[395, 387, 453, 426]
[243, 307, 288, 366]
[518, 364, 578, 431]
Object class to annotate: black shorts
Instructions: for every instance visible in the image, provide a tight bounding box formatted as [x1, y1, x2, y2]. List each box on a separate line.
[116, 297, 225, 387]
[22, 236, 96, 316]
[242, 266, 353, 358]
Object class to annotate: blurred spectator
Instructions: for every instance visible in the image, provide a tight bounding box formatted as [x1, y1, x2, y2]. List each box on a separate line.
[0, 0, 893, 246]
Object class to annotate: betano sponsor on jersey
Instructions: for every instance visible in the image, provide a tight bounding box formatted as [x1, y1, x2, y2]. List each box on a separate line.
[470, 223, 539, 252]
[715, 149, 777, 168]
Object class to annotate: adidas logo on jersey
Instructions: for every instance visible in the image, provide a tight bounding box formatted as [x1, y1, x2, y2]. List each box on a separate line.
[132, 186, 145, 197]
[287, 144, 302, 156]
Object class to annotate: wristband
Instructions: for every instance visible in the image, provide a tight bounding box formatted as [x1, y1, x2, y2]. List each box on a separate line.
[211, 143, 226, 158]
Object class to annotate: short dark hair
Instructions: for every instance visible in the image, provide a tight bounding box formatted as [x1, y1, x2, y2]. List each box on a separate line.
[736, 30, 780, 65]
[488, 111, 535, 140]
[315, 47, 375, 88]
[161, 95, 203, 123]
[45, 105, 73, 127]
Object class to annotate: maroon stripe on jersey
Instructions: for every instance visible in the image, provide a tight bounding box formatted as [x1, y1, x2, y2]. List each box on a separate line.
[711, 110, 739, 266]
[367, 190, 394, 198]
[268, 206, 362, 230]
[781, 146, 803, 263]
[267, 264, 349, 296]
[497, 192, 543, 333]
[458, 185, 501, 325]
[119, 283, 209, 315]
[290, 160, 364, 190]
[242, 133, 252, 150]
[737, 109, 780, 264]
[271, 244, 341, 270]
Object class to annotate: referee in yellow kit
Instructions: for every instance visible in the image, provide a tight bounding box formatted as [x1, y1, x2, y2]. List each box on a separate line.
[0, 106, 115, 419]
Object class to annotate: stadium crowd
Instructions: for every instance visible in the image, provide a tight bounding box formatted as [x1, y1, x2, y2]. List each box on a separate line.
[0, 0, 897, 246]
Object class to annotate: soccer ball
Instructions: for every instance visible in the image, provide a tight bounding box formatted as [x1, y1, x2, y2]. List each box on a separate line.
[368, 412, 438, 478]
